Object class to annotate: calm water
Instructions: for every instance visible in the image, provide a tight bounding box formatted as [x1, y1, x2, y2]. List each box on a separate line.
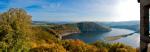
[63, 28, 140, 48]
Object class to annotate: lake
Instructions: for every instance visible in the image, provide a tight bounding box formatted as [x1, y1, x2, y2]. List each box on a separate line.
[63, 28, 140, 48]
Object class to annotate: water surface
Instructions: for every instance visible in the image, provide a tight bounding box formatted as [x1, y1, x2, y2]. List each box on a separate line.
[63, 28, 140, 48]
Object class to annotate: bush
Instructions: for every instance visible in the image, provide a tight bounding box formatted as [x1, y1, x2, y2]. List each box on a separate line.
[116, 48, 127, 52]
[62, 39, 98, 52]
[29, 43, 66, 52]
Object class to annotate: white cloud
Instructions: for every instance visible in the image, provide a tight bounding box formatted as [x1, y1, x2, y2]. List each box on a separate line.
[70, 0, 140, 22]
[113, 0, 140, 21]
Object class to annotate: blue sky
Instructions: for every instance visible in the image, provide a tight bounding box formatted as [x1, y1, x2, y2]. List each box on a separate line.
[0, 0, 140, 22]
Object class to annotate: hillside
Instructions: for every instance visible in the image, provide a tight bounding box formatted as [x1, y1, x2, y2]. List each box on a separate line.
[48, 24, 81, 37]
[33, 22, 112, 35]
[33, 22, 111, 37]
[77, 22, 111, 33]
[96, 21, 140, 32]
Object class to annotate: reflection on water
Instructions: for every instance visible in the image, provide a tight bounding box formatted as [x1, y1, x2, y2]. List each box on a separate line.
[63, 28, 140, 48]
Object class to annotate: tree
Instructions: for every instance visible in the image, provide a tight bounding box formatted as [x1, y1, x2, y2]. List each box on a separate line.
[0, 8, 32, 52]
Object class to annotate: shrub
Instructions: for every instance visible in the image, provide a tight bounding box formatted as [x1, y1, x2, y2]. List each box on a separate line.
[29, 43, 66, 52]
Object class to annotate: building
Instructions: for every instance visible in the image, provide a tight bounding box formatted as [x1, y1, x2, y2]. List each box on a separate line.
[138, 0, 150, 52]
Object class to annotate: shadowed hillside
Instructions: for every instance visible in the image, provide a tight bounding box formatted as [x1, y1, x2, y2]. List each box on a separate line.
[97, 21, 140, 32]
[77, 22, 111, 33]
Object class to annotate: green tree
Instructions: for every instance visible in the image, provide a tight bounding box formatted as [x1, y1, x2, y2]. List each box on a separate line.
[0, 8, 32, 52]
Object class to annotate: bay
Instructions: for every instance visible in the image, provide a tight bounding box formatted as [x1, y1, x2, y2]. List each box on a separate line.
[63, 28, 140, 48]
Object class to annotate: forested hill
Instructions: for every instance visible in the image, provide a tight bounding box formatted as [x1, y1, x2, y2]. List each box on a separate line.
[76, 22, 111, 33]
[33, 21, 112, 36]
[96, 21, 140, 32]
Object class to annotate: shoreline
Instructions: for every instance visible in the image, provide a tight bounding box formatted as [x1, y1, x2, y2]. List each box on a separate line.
[58, 32, 81, 39]
[61, 32, 81, 37]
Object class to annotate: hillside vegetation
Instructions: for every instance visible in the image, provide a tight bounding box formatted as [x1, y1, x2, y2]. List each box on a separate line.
[33, 21, 112, 39]
[97, 21, 140, 32]
[77, 22, 111, 33]
[0, 8, 138, 52]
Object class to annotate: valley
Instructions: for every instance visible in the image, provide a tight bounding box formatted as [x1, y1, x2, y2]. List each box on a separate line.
[0, 8, 139, 52]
